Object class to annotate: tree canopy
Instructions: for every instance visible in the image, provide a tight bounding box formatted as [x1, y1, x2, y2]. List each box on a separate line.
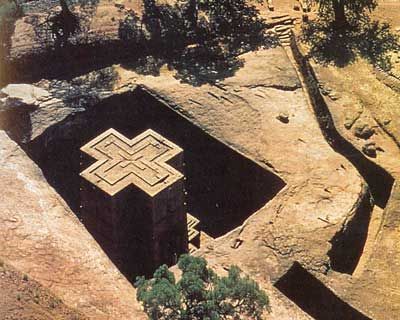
[135, 254, 270, 320]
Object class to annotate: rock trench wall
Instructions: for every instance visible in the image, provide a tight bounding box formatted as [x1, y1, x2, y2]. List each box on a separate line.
[289, 35, 394, 209]
[327, 183, 374, 274]
[20, 87, 286, 279]
[275, 262, 371, 320]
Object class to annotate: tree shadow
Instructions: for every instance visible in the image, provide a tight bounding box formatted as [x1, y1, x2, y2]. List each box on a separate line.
[31, 0, 100, 49]
[119, 0, 278, 86]
[301, 14, 399, 70]
[120, 41, 248, 86]
[5, 0, 277, 85]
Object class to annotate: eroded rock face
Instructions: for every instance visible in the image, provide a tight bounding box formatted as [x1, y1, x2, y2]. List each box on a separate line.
[353, 122, 375, 140]
[0, 84, 50, 109]
[343, 182, 400, 319]
[0, 260, 88, 320]
[0, 68, 118, 142]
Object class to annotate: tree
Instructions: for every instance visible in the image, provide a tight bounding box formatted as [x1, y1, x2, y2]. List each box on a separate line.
[315, 0, 377, 27]
[135, 255, 270, 320]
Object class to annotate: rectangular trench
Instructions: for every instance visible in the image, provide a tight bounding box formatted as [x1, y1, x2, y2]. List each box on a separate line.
[21, 87, 286, 279]
[275, 262, 371, 320]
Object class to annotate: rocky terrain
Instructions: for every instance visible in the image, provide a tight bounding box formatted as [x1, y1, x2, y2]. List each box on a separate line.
[0, 259, 87, 320]
[0, 1, 399, 319]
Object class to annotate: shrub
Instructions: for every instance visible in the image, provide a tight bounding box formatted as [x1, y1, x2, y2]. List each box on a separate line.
[135, 254, 270, 320]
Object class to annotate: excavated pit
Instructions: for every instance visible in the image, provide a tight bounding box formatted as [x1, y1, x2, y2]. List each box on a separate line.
[275, 262, 372, 320]
[23, 87, 285, 278]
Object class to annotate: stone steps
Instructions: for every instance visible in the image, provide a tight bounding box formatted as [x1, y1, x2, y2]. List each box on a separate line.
[273, 21, 295, 47]
[267, 13, 297, 47]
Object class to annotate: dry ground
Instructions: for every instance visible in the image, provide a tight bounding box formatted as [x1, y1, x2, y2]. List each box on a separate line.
[0, 259, 87, 320]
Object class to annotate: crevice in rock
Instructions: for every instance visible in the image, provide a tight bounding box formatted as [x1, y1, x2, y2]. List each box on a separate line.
[245, 83, 301, 91]
[0, 105, 35, 144]
[372, 115, 400, 150]
[374, 65, 400, 95]
[274, 262, 372, 320]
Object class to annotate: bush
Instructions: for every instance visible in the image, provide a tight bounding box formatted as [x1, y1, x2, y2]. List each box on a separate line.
[135, 254, 270, 320]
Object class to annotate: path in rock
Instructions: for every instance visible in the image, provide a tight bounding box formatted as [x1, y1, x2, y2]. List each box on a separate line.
[284, 20, 400, 319]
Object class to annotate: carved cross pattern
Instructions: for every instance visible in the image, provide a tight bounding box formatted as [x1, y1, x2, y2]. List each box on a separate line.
[80, 128, 183, 196]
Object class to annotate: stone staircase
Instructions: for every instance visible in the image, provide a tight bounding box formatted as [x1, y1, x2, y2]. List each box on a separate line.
[270, 15, 296, 47]
[264, 0, 314, 47]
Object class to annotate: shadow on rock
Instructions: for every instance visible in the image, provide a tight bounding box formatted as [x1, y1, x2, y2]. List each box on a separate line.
[301, 14, 399, 70]
[119, 0, 278, 86]
[30, 0, 100, 49]
[4, 0, 278, 86]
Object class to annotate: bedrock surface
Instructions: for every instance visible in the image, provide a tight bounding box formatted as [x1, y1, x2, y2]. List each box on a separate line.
[0, 46, 368, 319]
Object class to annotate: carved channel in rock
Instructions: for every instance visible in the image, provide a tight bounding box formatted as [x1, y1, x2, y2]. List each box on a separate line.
[290, 39, 395, 209]
[289, 39, 395, 277]
[327, 184, 374, 274]
[24, 87, 285, 279]
[274, 262, 372, 320]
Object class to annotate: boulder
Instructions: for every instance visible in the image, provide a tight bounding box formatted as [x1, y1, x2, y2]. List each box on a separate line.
[362, 142, 377, 157]
[0, 84, 50, 110]
[353, 122, 375, 140]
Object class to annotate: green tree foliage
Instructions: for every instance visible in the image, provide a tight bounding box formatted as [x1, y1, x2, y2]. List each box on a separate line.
[135, 255, 270, 320]
[199, 0, 263, 35]
[197, 0, 265, 52]
[314, 0, 377, 27]
[141, 0, 267, 49]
